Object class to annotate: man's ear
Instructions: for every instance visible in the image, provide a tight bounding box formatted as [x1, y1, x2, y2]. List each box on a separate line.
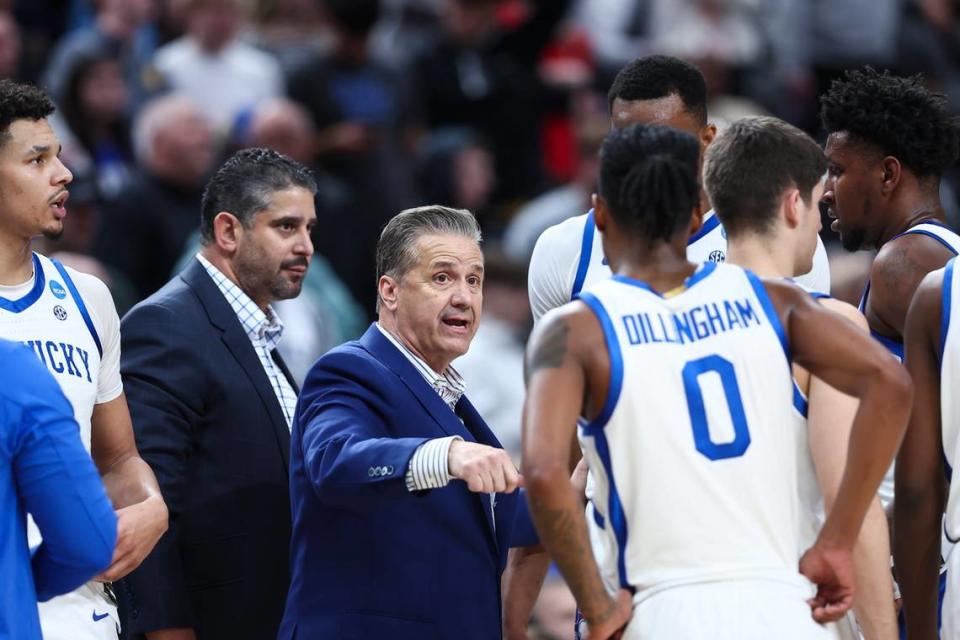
[880, 155, 902, 196]
[378, 275, 400, 312]
[700, 123, 718, 148]
[592, 193, 607, 232]
[782, 188, 802, 229]
[211, 211, 243, 254]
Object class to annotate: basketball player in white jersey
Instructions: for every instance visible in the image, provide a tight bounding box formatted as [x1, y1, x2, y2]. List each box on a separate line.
[527, 55, 831, 324]
[522, 123, 911, 639]
[0, 80, 167, 638]
[705, 116, 897, 639]
[820, 67, 960, 512]
[896, 259, 960, 639]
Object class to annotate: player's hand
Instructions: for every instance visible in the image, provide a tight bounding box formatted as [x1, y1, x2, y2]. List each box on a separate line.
[448, 441, 523, 494]
[582, 589, 632, 640]
[96, 493, 168, 581]
[799, 542, 855, 622]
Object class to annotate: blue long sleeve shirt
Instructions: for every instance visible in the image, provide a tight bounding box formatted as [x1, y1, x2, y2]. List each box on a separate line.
[0, 340, 117, 639]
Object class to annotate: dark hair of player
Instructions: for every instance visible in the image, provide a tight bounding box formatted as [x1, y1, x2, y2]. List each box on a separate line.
[820, 67, 960, 177]
[607, 55, 707, 125]
[704, 116, 827, 237]
[200, 148, 317, 244]
[0, 80, 55, 148]
[598, 123, 700, 243]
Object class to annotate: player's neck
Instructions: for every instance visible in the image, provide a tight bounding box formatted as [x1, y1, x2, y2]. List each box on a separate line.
[725, 238, 793, 279]
[616, 242, 697, 293]
[878, 186, 946, 247]
[0, 234, 35, 286]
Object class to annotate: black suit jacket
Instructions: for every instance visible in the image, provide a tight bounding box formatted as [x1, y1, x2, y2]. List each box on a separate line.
[117, 258, 295, 639]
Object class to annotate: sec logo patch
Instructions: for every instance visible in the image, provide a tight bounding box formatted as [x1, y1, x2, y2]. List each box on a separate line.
[53, 305, 68, 321]
[708, 250, 726, 263]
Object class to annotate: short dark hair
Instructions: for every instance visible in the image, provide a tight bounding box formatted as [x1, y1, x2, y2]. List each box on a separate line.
[377, 205, 481, 284]
[607, 55, 707, 125]
[200, 148, 317, 244]
[598, 123, 700, 243]
[323, 0, 381, 37]
[820, 67, 960, 177]
[704, 116, 827, 237]
[0, 80, 55, 148]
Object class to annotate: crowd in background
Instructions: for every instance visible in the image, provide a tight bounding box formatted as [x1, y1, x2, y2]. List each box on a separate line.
[3, 1, 957, 636]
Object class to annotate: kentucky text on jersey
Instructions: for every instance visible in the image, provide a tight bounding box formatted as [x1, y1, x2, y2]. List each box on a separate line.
[621, 298, 760, 346]
[21, 340, 93, 383]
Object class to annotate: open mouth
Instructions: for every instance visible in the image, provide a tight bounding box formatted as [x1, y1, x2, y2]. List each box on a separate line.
[442, 318, 469, 330]
[50, 191, 69, 218]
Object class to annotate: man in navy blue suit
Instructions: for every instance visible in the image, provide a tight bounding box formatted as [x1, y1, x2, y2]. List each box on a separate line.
[280, 205, 536, 639]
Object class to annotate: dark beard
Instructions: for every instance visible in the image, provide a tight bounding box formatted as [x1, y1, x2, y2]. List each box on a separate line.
[840, 227, 866, 252]
[42, 228, 63, 241]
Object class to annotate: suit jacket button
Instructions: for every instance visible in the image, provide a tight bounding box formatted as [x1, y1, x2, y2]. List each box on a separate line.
[368, 467, 376, 477]
[386, 465, 394, 474]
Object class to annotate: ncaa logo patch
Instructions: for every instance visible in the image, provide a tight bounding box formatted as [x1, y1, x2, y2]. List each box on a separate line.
[53, 305, 68, 321]
[49, 280, 67, 299]
[708, 250, 726, 263]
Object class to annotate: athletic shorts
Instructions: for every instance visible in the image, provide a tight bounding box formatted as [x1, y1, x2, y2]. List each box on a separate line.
[39, 581, 119, 640]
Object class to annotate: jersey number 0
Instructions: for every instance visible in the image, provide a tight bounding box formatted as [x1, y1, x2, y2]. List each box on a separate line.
[682, 355, 751, 461]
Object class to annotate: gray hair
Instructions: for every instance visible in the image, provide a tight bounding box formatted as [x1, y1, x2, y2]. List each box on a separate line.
[376, 205, 482, 302]
[131, 94, 204, 164]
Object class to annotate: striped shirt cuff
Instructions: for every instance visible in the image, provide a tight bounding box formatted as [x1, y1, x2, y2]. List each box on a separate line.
[405, 436, 462, 492]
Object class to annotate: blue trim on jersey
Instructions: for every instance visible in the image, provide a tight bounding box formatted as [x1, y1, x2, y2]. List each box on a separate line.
[792, 381, 808, 418]
[744, 270, 790, 363]
[577, 292, 623, 432]
[571, 211, 596, 299]
[811, 292, 831, 300]
[686, 211, 721, 245]
[940, 258, 955, 370]
[870, 329, 904, 360]
[575, 291, 631, 592]
[51, 258, 103, 358]
[611, 262, 718, 299]
[591, 501, 605, 529]
[901, 229, 960, 256]
[0, 253, 45, 313]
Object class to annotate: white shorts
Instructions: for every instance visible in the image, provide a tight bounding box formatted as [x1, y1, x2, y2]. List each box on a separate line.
[943, 545, 960, 639]
[38, 581, 119, 640]
[621, 579, 832, 640]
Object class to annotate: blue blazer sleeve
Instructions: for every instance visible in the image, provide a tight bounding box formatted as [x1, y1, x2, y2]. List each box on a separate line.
[296, 348, 431, 508]
[7, 346, 116, 601]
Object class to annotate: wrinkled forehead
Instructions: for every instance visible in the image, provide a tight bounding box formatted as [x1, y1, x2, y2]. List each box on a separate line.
[414, 233, 483, 267]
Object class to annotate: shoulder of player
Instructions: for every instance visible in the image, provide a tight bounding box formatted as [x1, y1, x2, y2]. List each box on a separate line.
[59, 265, 112, 301]
[905, 267, 947, 340]
[872, 231, 956, 290]
[532, 212, 592, 259]
[818, 296, 868, 331]
[528, 300, 603, 362]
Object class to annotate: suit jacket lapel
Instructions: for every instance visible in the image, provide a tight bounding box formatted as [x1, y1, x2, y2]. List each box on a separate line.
[180, 259, 292, 472]
[359, 325, 474, 443]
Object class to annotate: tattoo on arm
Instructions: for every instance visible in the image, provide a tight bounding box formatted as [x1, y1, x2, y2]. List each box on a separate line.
[526, 319, 569, 382]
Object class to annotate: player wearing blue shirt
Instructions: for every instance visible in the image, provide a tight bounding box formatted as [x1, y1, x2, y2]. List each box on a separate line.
[0, 339, 116, 639]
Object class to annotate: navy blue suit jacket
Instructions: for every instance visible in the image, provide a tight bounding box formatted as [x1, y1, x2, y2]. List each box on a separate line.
[279, 324, 536, 639]
[117, 259, 296, 639]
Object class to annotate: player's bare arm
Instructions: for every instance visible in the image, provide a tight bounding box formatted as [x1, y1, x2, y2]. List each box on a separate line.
[764, 279, 912, 621]
[867, 233, 956, 341]
[90, 393, 168, 581]
[803, 298, 897, 639]
[894, 270, 946, 640]
[522, 304, 631, 640]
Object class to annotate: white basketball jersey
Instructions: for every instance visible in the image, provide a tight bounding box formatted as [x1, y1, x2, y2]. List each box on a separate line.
[577, 263, 804, 598]
[941, 259, 960, 544]
[0, 253, 102, 450]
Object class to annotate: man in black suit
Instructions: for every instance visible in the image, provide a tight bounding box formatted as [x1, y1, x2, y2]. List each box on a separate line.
[116, 148, 317, 640]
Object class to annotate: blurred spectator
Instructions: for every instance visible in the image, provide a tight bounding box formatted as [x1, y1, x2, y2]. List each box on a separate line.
[33, 170, 140, 315]
[452, 248, 529, 462]
[417, 127, 496, 220]
[152, 0, 284, 135]
[51, 48, 134, 199]
[94, 95, 216, 299]
[0, 10, 21, 78]
[571, 0, 653, 84]
[42, 0, 160, 109]
[248, 0, 327, 75]
[370, 0, 443, 70]
[288, 0, 420, 313]
[413, 0, 572, 203]
[828, 248, 874, 306]
[503, 90, 605, 260]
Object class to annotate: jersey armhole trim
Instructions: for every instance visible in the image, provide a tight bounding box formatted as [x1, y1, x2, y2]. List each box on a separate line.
[51, 259, 103, 358]
[901, 229, 960, 256]
[570, 211, 595, 299]
[686, 211, 721, 245]
[940, 258, 955, 371]
[792, 381, 808, 418]
[744, 270, 791, 363]
[575, 291, 623, 432]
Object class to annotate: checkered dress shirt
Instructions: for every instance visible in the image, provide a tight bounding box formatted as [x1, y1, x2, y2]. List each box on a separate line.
[197, 254, 298, 429]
